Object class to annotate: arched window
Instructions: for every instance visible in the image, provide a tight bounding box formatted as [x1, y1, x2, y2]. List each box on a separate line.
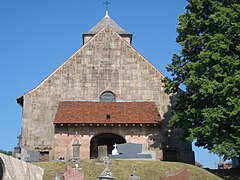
[100, 91, 116, 102]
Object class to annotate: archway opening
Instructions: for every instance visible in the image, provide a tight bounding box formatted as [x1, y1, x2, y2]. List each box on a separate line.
[90, 133, 126, 158]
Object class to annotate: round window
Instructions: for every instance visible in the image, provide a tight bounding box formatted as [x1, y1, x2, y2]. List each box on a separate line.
[100, 91, 116, 102]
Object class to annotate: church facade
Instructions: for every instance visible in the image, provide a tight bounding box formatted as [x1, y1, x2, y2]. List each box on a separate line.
[17, 11, 194, 163]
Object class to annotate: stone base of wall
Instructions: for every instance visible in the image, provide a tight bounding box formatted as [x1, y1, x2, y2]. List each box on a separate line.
[0, 153, 44, 180]
[163, 150, 195, 165]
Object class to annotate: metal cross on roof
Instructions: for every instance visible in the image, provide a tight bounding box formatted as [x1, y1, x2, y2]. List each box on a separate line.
[103, 0, 111, 11]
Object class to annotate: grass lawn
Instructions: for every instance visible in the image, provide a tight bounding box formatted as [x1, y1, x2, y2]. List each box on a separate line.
[34, 159, 222, 180]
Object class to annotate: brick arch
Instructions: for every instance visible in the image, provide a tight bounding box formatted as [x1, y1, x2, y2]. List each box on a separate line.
[90, 133, 126, 158]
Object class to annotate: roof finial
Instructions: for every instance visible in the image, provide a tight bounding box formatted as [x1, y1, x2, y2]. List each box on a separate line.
[103, 0, 111, 17]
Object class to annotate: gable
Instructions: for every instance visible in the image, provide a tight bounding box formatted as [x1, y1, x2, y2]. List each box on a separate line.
[19, 24, 174, 156]
[25, 26, 165, 96]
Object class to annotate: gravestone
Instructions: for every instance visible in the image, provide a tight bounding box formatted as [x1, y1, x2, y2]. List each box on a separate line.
[63, 165, 84, 180]
[98, 156, 114, 180]
[118, 143, 141, 154]
[20, 151, 30, 161]
[28, 151, 40, 162]
[159, 169, 189, 180]
[109, 143, 152, 159]
[130, 166, 140, 180]
[55, 173, 60, 180]
[13, 135, 22, 159]
[13, 146, 21, 159]
[20, 150, 40, 162]
[111, 143, 119, 155]
[98, 145, 108, 160]
[72, 139, 81, 161]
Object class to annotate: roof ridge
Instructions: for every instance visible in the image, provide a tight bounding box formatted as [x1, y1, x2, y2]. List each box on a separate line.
[84, 15, 131, 35]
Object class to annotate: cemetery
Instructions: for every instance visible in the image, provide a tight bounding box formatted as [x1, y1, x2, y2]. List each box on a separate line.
[1, 143, 224, 179]
[16, 0, 194, 165]
[1, 142, 223, 179]
[33, 158, 221, 180]
[7, 1, 239, 179]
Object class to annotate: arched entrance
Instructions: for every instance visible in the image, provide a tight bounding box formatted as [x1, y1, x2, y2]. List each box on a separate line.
[90, 133, 126, 158]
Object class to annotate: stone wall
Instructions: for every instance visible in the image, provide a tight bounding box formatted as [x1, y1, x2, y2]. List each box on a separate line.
[21, 26, 174, 161]
[0, 153, 44, 180]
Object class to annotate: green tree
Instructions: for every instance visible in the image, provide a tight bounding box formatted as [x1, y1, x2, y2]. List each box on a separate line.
[0, 149, 12, 156]
[163, 0, 240, 160]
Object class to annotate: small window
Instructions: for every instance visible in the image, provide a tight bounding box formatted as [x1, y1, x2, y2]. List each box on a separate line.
[106, 114, 111, 119]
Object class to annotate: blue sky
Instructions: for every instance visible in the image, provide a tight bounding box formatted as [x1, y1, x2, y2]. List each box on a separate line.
[0, 0, 219, 168]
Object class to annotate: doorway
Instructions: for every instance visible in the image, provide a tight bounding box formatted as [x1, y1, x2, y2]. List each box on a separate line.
[90, 133, 126, 158]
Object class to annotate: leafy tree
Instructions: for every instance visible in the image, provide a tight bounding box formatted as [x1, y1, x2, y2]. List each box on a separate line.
[0, 149, 12, 156]
[163, 0, 240, 160]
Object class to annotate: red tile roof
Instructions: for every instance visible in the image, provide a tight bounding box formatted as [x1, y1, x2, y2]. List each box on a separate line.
[54, 101, 161, 124]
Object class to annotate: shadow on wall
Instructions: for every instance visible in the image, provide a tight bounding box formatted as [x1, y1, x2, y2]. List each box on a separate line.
[160, 92, 195, 164]
[148, 93, 177, 150]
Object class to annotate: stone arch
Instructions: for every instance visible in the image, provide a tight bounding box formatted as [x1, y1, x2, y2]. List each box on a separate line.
[90, 133, 126, 158]
[99, 91, 116, 102]
[0, 157, 5, 180]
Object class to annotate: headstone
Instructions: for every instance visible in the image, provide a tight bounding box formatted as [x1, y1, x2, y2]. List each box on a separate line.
[159, 168, 189, 180]
[98, 145, 108, 160]
[55, 173, 60, 180]
[130, 166, 140, 180]
[74, 163, 81, 170]
[20, 151, 30, 161]
[111, 143, 119, 155]
[98, 156, 114, 180]
[109, 143, 152, 159]
[118, 143, 141, 154]
[63, 165, 84, 180]
[28, 151, 40, 162]
[20, 151, 40, 162]
[13, 135, 22, 159]
[72, 138, 81, 161]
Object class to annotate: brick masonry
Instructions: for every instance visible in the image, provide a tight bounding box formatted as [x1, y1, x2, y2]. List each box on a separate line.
[54, 125, 162, 160]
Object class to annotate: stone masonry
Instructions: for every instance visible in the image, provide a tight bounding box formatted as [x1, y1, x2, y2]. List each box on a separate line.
[0, 153, 44, 180]
[18, 13, 194, 163]
[20, 26, 171, 161]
